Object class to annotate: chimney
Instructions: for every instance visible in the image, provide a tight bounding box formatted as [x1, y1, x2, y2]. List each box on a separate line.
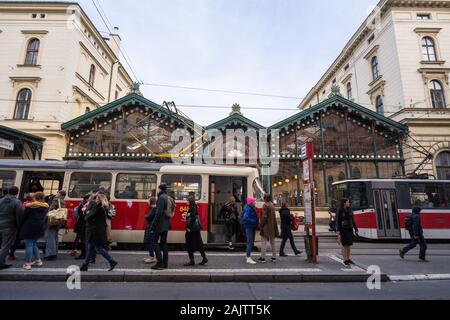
[107, 26, 121, 58]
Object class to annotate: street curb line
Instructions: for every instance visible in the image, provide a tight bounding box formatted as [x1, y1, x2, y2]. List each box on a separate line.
[389, 274, 450, 282]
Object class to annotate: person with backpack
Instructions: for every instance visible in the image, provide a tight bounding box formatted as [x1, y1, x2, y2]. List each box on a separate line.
[279, 203, 302, 257]
[151, 184, 174, 270]
[184, 194, 208, 267]
[336, 198, 359, 267]
[143, 197, 157, 264]
[20, 192, 48, 271]
[0, 187, 23, 270]
[219, 196, 240, 251]
[258, 194, 279, 264]
[242, 197, 259, 265]
[400, 206, 428, 262]
[44, 190, 66, 261]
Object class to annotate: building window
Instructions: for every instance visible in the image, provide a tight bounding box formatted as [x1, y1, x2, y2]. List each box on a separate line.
[375, 95, 384, 115]
[88, 64, 96, 87]
[14, 88, 32, 120]
[371, 56, 379, 80]
[347, 82, 352, 100]
[85, 107, 91, 114]
[417, 14, 431, 20]
[25, 38, 40, 65]
[115, 91, 119, 100]
[429, 80, 446, 109]
[422, 37, 437, 61]
[368, 34, 375, 44]
[436, 151, 450, 180]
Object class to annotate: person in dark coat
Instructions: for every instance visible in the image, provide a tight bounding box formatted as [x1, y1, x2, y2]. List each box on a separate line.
[336, 198, 359, 267]
[71, 194, 90, 258]
[400, 206, 428, 262]
[0, 187, 23, 270]
[184, 195, 208, 267]
[151, 184, 173, 270]
[20, 192, 48, 270]
[279, 203, 302, 257]
[219, 196, 240, 250]
[143, 197, 157, 264]
[80, 194, 117, 272]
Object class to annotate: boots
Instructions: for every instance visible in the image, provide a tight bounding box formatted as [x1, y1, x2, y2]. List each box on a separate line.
[199, 258, 208, 266]
[80, 264, 88, 272]
[184, 260, 195, 267]
[108, 260, 118, 272]
[151, 262, 164, 270]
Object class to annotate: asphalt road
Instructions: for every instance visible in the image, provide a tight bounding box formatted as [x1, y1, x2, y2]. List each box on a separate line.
[1, 281, 450, 300]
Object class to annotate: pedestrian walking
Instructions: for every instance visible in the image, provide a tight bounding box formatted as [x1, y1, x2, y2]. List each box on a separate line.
[20, 192, 48, 271]
[80, 194, 118, 272]
[400, 206, 428, 262]
[143, 197, 157, 264]
[71, 194, 90, 257]
[258, 194, 279, 264]
[336, 198, 359, 267]
[105, 195, 116, 249]
[44, 190, 66, 261]
[279, 203, 302, 257]
[219, 196, 240, 250]
[184, 195, 208, 267]
[0, 187, 23, 270]
[242, 197, 259, 265]
[151, 184, 174, 270]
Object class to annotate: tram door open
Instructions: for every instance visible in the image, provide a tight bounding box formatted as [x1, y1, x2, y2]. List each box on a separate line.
[373, 189, 401, 238]
[209, 176, 247, 244]
[20, 171, 65, 201]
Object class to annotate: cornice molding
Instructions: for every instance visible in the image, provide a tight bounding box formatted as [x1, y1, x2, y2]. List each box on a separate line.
[75, 73, 106, 101]
[414, 27, 442, 34]
[21, 30, 49, 35]
[79, 41, 109, 75]
[364, 45, 380, 60]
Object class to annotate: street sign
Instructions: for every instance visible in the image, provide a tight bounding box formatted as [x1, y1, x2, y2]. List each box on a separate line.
[0, 138, 14, 151]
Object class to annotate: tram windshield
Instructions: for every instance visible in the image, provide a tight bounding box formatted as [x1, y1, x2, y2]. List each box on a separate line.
[331, 182, 369, 211]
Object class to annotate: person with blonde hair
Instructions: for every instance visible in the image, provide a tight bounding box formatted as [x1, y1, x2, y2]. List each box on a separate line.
[80, 193, 118, 272]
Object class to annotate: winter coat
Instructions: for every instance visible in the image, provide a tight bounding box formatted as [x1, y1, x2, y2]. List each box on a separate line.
[410, 206, 424, 238]
[280, 208, 294, 239]
[336, 207, 358, 233]
[260, 202, 279, 239]
[152, 191, 171, 234]
[20, 201, 49, 239]
[186, 203, 201, 233]
[0, 195, 23, 230]
[143, 207, 156, 244]
[74, 201, 87, 236]
[220, 202, 239, 224]
[85, 203, 108, 246]
[242, 204, 259, 230]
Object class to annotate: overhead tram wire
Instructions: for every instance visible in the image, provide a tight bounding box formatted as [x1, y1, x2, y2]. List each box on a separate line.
[90, 0, 142, 83]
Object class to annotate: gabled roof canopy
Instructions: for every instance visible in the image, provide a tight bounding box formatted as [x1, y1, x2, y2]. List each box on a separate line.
[206, 113, 265, 131]
[62, 93, 199, 132]
[0, 124, 45, 146]
[270, 95, 409, 134]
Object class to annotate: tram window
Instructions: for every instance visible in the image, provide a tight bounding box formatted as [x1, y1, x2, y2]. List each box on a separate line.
[115, 173, 157, 200]
[348, 182, 369, 210]
[69, 172, 112, 198]
[0, 171, 16, 193]
[332, 183, 348, 210]
[410, 183, 446, 208]
[161, 175, 201, 201]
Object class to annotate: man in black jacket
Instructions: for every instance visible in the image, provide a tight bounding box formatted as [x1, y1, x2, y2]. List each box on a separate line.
[151, 184, 172, 270]
[0, 187, 23, 270]
[400, 206, 428, 262]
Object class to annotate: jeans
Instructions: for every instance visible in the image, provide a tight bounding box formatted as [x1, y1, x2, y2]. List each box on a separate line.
[0, 229, 17, 265]
[24, 239, 41, 264]
[403, 234, 427, 260]
[280, 234, 300, 255]
[44, 228, 59, 257]
[261, 236, 276, 259]
[153, 232, 169, 265]
[225, 222, 237, 243]
[84, 243, 113, 265]
[245, 227, 256, 258]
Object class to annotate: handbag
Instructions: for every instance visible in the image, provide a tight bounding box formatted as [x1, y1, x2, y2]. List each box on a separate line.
[47, 199, 68, 228]
[291, 216, 301, 231]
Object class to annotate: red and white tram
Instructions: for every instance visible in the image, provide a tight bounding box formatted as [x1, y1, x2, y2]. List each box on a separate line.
[331, 179, 450, 240]
[0, 160, 265, 244]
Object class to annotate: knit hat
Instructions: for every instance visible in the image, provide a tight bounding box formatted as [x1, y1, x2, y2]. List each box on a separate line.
[247, 197, 256, 205]
[158, 183, 168, 191]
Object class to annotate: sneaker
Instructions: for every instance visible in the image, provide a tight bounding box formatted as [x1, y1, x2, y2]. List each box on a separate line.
[80, 264, 88, 272]
[343, 260, 351, 267]
[228, 245, 235, 251]
[279, 253, 288, 257]
[246, 258, 257, 265]
[151, 262, 164, 270]
[348, 260, 356, 265]
[271, 258, 277, 263]
[199, 258, 208, 266]
[257, 258, 266, 264]
[295, 251, 302, 256]
[144, 257, 156, 264]
[184, 260, 195, 267]
[399, 250, 405, 259]
[419, 258, 429, 263]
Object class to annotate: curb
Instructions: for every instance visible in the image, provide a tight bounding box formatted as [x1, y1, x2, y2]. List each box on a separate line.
[0, 271, 388, 283]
